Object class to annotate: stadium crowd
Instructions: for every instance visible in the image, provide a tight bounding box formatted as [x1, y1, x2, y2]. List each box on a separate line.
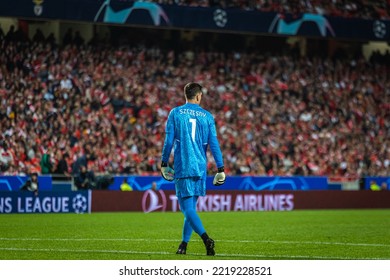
[0, 29, 389, 178]
[154, 0, 390, 20]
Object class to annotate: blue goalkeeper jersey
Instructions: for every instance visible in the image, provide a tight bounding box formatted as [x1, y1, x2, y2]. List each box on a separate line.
[161, 103, 223, 179]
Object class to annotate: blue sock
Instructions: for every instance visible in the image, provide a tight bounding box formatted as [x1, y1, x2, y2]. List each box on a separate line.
[178, 196, 205, 241]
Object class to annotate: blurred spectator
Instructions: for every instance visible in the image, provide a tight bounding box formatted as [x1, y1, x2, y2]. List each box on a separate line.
[0, 140, 14, 172]
[96, 173, 115, 189]
[120, 178, 133, 191]
[73, 31, 84, 46]
[74, 165, 96, 190]
[40, 148, 53, 175]
[32, 28, 45, 43]
[369, 180, 381, 191]
[54, 152, 70, 177]
[63, 28, 73, 46]
[5, 25, 15, 41]
[0, 24, 4, 39]
[20, 172, 39, 196]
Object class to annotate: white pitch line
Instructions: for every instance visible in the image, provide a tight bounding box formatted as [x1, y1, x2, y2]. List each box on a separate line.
[0, 247, 386, 260]
[0, 247, 171, 256]
[0, 237, 389, 248]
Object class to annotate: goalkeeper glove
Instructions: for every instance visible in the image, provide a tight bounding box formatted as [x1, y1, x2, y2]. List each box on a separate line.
[213, 167, 226, 186]
[161, 162, 174, 181]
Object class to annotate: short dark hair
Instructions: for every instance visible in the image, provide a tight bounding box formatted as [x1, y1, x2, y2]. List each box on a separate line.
[184, 82, 202, 100]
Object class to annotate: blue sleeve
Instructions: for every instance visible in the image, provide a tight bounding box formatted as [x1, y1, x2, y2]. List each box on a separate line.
[208, 116, 224, 168]
[161, 109, 175, 163]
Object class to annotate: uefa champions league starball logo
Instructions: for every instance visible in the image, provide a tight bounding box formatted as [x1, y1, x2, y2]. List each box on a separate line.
[72, 194, 88, 214]
[213, 9, 227, 28]
[373, 20, 387, 38]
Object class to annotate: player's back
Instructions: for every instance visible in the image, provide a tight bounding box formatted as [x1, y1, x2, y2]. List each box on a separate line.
[171, 103, 212, 178]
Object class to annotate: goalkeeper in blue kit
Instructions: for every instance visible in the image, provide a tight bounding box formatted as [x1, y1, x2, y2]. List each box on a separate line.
[161, 82, 226, 256]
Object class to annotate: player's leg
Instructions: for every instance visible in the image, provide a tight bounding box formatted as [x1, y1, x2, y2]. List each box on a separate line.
[191, 196, 215, 256]
[175, 178, 215, 255]
[176, 195, 199, 254]
[178, 195, 215, 256]
[193, 177, 216, 256]
[175, 178, 194, 254]
[176, 217, 192, 254]
[178, 195, 205, 235]
[182, 217, 193, 242]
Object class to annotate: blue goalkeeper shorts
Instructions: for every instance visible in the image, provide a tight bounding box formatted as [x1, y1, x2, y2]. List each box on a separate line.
[175, 177, 206, 198]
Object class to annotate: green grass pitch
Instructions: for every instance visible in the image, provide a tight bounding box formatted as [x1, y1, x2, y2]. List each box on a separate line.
[0, 210, 389, 260]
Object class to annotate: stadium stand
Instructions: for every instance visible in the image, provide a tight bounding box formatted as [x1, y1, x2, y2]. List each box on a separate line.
[0, 24, 388, 178]
[154, 0, 390, 19]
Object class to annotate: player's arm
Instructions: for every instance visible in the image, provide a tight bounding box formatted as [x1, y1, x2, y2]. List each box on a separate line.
[208, 118, 225, 186]
[161, 110, 175, 181]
